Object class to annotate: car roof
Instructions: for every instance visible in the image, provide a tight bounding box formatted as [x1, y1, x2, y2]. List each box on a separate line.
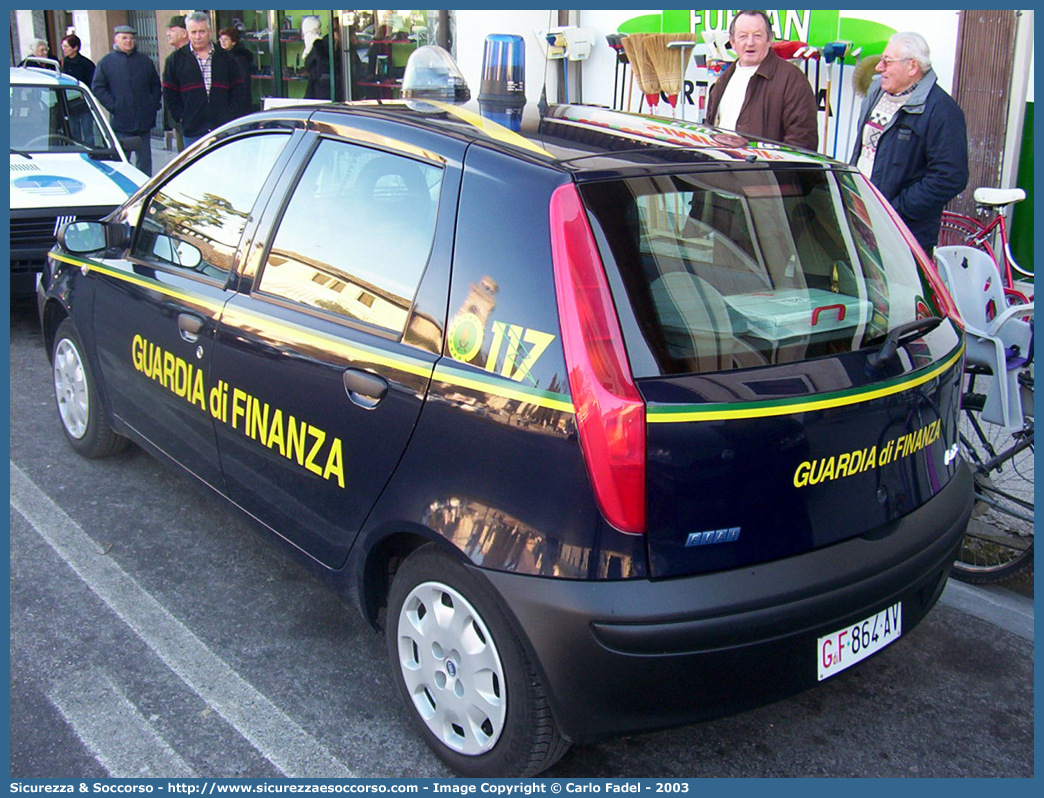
[252, 99, 835, 175]
[10, 64, 83, 88]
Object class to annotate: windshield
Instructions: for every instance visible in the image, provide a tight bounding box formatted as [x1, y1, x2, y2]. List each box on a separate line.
[580, 168, 950, 377]
[10, 84, 116, 155]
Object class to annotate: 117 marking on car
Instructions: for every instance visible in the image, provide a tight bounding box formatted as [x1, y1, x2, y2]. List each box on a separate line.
[818, 602, 902, 681]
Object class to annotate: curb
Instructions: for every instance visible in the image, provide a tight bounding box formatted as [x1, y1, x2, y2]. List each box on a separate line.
[939, 577, 1034, 641]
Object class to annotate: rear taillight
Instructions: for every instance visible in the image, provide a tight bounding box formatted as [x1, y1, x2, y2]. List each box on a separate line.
[549, 183, 645, 534]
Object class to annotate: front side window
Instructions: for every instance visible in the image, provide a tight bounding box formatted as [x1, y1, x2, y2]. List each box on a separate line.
[131, 134, 289, 280]
[10, 85, 111, 153]
[256, 138, 442, 335]
[580, 168, 947, 376]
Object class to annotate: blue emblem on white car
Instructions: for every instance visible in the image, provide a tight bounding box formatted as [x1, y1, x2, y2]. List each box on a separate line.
[13, 175, 86, 196]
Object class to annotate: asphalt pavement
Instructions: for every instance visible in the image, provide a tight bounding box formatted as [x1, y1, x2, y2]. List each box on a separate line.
[7, 293, 1034, 778]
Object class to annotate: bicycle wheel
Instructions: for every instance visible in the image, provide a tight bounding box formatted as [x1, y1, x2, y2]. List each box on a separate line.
[938, 213, 991, 255]
[952, 385, 1034, 584]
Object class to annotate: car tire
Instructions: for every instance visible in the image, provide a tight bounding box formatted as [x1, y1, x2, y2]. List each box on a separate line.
[386, 544, 570, 777]
[52, 319, 128, 458]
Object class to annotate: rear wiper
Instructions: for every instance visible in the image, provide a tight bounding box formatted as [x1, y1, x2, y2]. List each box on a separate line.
[11, 147, 33, 159]
[867, 316, 944, 368]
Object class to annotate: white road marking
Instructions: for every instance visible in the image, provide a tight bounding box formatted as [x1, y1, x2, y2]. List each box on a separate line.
[48, 670, 197, 778]
[10, 460, 354, 778]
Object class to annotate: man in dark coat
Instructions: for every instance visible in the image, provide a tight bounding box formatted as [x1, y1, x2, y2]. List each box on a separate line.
[850, 31, 968, 252]
[92, 25, 162, 175]
[162, 12, 246, 147]
[162, 15, 189, 151]
[704, 10, 818, 150]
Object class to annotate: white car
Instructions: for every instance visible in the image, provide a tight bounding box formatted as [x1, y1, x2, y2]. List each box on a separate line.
[10, 59, 147, 297]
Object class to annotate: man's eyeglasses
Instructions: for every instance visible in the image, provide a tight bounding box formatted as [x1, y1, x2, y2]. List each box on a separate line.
[878, 57, 912, 67]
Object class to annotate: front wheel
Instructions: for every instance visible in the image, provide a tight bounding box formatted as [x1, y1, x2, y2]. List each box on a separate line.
[386, 544, 569, 777]
[52, 319, 128, 458]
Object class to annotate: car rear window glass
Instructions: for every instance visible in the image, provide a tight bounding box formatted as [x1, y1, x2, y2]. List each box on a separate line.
[579, 168, 942, 377]
[256, 138, 442, 335]
[131, 133, 290, 280]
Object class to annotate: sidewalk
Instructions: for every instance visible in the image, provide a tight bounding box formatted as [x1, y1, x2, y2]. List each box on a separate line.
[151, 139, 181, 173]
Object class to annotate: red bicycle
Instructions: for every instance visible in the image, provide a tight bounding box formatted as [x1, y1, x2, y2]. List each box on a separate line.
[939, 187, 1032, 305]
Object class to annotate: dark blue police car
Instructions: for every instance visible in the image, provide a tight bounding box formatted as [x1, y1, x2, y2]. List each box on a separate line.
[40, 93, 972, 776]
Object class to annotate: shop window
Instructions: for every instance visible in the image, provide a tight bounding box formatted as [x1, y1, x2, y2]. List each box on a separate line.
[257, 137, 442, 335]
[131, 134, 289, 280]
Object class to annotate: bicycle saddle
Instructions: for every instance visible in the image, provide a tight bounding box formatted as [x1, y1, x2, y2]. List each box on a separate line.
[973, 187, 1026, 208]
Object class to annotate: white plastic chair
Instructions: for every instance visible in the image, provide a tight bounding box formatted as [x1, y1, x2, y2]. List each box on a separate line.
[934, 245, 1034, 430]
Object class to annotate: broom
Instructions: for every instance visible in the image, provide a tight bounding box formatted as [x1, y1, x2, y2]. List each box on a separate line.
[848, 53, 881, 159]
[621, 33, 661, 112]
[649, 33, 698, 113]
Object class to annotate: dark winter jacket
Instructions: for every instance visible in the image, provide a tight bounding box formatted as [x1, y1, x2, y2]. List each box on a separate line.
[162, 44, 246, 138]
[304, 36, 343, 101]
[92, 48, 162, 133]
[704, 49, 819, 151]
[227, 43, 255, 115]
[62, 53, 95, 87]
[849, 70, 968, 252]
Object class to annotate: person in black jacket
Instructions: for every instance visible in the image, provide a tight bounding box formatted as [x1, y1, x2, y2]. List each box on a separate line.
[60, 34, 95, 86]
[163, 12, 246, 147]
[218, 27, 255, 116]
[61, 34, 97, 144]
[92, 25, 162, 174]
[850, 31, 968, 253]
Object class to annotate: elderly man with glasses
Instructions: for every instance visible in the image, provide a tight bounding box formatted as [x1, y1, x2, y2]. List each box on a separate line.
[850, 31, 968, 253]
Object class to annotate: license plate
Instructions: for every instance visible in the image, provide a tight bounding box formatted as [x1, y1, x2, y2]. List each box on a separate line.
[817, 602, 902, 681]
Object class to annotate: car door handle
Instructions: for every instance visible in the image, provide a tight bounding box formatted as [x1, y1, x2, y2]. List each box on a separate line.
[343, 368, 388, 409]
[178, 313, 205, 343]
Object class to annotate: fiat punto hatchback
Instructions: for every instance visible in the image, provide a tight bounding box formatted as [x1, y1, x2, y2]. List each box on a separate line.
[10, 59, 147, 297]
[40, 97, 972, 776]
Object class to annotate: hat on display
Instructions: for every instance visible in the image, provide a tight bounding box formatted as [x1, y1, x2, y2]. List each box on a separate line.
[167, 16, 186, 29]
[114, 24, 136, 34]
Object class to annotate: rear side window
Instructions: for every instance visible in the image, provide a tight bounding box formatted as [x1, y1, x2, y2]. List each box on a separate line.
[256, 138, 442, 335]
[580, 169, 942, 376]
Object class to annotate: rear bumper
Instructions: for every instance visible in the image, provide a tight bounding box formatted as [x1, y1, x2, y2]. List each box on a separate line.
[478, 464, 972, 743]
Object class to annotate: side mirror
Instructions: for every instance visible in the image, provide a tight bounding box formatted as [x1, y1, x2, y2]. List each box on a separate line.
[57, 220, 130, 254]
[57, 221, 106, 253]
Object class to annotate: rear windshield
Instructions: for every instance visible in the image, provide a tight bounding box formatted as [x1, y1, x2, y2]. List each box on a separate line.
[580, 168, 944, 377]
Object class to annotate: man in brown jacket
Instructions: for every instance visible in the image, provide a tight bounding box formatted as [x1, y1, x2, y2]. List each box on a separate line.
[704, 10, 818, 150]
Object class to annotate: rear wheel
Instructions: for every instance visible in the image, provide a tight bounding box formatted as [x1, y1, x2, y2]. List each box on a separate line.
[937, 214, 1027, 305]
[52, 319, 128, 458]
[386, 544, 569, 776]
[952, 386, 1034, 584]
[938, 213, 992, 256]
